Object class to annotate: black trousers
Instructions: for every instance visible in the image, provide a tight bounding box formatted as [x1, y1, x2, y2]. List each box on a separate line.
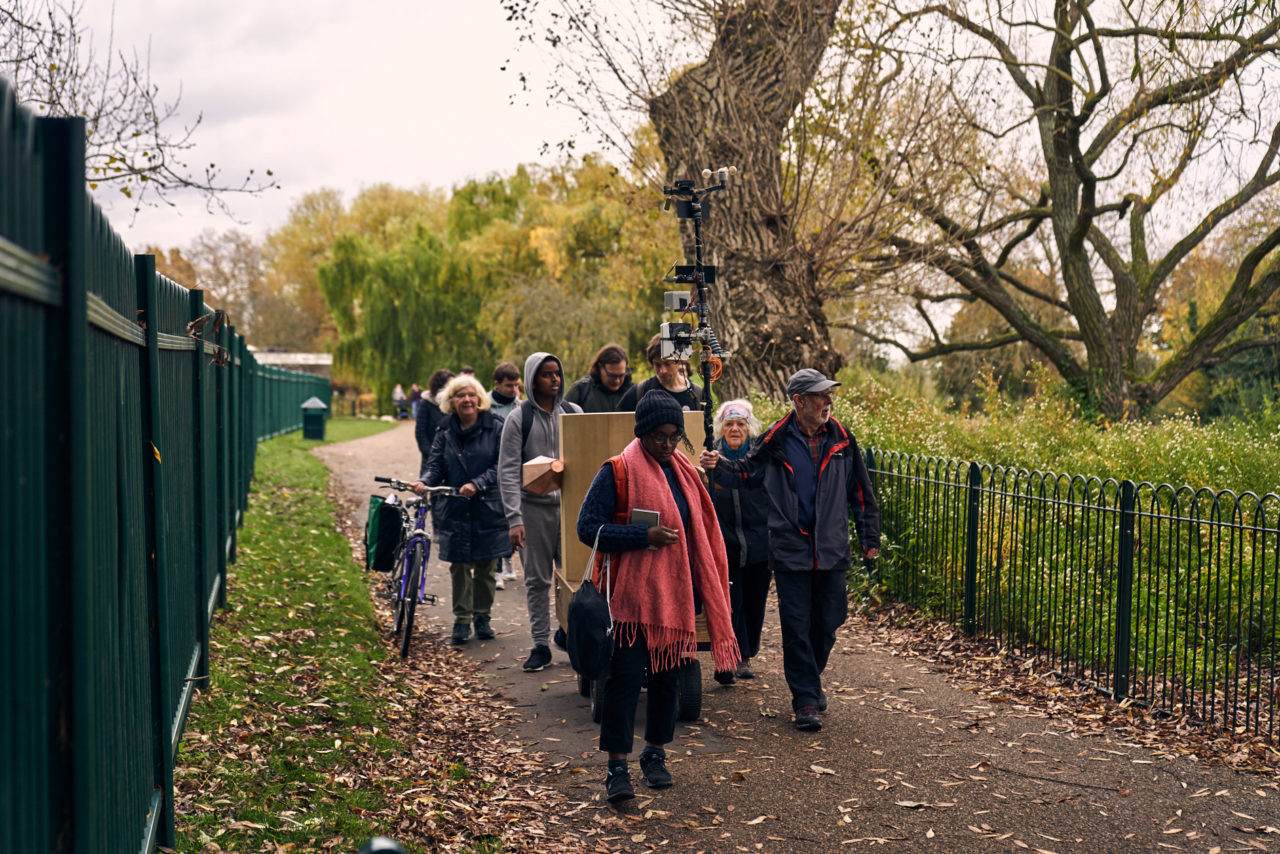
[773, 568, 848, 711]
[599, 629, 678, 755]
[728, 552, 772, 661]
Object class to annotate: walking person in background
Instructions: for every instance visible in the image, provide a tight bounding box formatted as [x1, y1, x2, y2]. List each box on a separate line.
[415, 369, 454, 474]
[498, 352, 582, 672]
[409, 382, 423, 421]
[701, 369, 880, 732]
[564, 343, 633, 412]
[577, 391, 738, 803]
[618, 333, 708, 412]
[488, 361, 522, 588]
[416, 375, 511, 645]
[709, 399, 772, 684]
[392, 383, 409, 419]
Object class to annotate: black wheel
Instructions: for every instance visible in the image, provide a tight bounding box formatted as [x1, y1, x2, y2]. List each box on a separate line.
[577, 672, 591, 698]
[398, 543, 425, 658]
[589, 674, 608, 723]
[676, 659, 702, 722]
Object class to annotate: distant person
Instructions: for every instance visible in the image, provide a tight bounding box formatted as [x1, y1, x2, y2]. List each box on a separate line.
[617, 333, 708, 412]
[415, 375, 511, 644]
[392, 383, 409, 419]
[709, 399, 770, 683]
[460, 365, 476, 376]
[409, 382, 423, 420]
[701, 369, 880, 732]
[497, 352, 582, 672]
[415, 368, 454, 473]
[577, 390, 737, 803]
[489, 361, 521, 420]
[489, 361, 522, 588]
[564, 343, 633, 412]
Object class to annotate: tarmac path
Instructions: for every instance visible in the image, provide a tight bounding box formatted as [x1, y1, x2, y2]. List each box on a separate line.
[315, 420, 1278, 853]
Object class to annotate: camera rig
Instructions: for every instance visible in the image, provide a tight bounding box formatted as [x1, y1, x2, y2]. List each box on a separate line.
[659, 167, 736, 450]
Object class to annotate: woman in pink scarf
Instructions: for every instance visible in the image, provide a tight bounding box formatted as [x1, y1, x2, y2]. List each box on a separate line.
[576, 391, 737, 804]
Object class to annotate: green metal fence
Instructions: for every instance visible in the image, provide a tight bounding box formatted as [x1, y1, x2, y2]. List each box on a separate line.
[1, 80, 330, 853]
[866, 448, 1280, 744]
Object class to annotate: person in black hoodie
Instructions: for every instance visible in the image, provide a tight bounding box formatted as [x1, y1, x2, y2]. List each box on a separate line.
[709, 399, 771, 683]
[564, 343, 633, 412]
[415, 368, 454, 473]
[415, 375, 512, 645]
[617, 333, 708, 412]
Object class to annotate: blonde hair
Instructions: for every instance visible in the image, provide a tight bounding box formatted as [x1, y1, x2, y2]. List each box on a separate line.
[713, 398, 760, 441]
[438, 374, 492, 414]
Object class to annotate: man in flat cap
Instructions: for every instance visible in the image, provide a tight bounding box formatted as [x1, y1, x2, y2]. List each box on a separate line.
[701, 368, 880, 731]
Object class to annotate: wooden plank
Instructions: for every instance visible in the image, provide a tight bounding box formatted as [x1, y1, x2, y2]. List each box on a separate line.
[555, 411, 705, 631]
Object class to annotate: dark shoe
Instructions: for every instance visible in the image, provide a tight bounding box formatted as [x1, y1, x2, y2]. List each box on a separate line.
[605, 764, 635, 803]
[714, 668, 736, 686]
[451, 622, 472, 645]
[639, 748, 673, 789]
[794, 706, 822, 731]
[817, 690, 828, 713]
[735, 661, 755, 679]
[522, 644, 552, 672]
[474, 616, 495, 640]
[553, 626, 568, 650]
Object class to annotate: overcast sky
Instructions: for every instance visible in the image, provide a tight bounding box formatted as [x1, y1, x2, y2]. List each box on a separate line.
[82, 1, 587, 252]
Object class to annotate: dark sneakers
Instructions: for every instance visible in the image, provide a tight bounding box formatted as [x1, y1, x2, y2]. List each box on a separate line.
[522, 644, 552, 672]
[735, 661, 756, 679]
[639, 747, 673, 789]
[714, 668, 736, 686]
[818, 690, 828, 713]
[794, 706, 822, 731]
[474, 616, 495, 640]
[451, 623, 472, 645]
[605, 764, 635, 803]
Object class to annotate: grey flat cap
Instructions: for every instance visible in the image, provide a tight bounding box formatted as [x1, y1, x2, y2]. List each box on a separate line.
[786, 368, 841, 397]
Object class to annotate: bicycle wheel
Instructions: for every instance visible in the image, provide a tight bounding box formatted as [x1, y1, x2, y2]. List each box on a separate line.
[399, 541, 426, 658]
[392, 545, 411, 634]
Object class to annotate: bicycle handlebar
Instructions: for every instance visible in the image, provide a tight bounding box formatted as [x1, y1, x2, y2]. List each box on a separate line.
[373, 476, 457, 496]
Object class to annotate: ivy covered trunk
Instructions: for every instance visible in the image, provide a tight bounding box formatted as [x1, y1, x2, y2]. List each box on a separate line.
[648, 0, 845, 400]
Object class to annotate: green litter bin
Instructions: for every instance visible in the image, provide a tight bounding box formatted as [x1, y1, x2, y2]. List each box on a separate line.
[302, 396, 328, 440]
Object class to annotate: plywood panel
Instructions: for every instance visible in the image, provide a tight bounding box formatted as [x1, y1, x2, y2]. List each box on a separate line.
[554, 411, 705, 630]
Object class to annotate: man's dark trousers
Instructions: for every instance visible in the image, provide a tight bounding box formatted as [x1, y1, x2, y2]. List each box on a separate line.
[773, 568, 848, 711]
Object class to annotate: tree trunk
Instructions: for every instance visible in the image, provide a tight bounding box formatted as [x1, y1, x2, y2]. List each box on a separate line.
[648, 0, 844, 401]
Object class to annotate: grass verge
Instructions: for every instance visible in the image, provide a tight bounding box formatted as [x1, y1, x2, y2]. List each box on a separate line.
[174, 418, 402, 851]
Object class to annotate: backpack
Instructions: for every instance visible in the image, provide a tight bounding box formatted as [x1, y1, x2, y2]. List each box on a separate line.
[519, 397, 573, 452]
[589, 456, 629, 588]
[364, 493, 403, 572]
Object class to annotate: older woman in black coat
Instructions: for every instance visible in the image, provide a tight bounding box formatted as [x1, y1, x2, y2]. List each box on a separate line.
[414, 375, 512, 645]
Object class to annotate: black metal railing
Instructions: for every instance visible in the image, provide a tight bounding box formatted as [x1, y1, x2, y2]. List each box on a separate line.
[866, 449, 1279, 744]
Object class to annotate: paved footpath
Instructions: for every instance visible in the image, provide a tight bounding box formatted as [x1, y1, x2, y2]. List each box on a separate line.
[316, 421, 1278, 853]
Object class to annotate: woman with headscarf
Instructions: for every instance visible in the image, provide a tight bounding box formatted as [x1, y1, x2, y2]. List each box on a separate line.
[415, 374, 512, 645]
[709, 399, 771, 682]
[576, 391, 737, 804]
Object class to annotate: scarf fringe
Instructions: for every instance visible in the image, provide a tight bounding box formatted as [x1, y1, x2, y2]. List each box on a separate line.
[618, 621, 743, 675]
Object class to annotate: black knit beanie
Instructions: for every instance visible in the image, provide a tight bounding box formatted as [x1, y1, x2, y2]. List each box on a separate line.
[634, 390, 685, 437]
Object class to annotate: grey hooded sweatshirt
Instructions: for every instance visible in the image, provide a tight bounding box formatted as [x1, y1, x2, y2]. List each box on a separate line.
[497, 352, 582, 528]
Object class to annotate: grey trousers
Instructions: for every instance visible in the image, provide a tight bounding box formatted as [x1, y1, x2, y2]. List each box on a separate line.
[521, 500, 561, 647]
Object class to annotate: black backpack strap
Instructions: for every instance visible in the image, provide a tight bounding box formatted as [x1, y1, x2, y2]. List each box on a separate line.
[520, 398, 536, 452]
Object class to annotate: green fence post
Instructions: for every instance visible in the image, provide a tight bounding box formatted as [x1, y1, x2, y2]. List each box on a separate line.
[1114, 480, 1137, 701]
[215, 319, 228, 609]
[41, 115, 88, 852]
[964, 463, 981, 636]
[189, 288, 211, 686]
[135, 254, 176, 847]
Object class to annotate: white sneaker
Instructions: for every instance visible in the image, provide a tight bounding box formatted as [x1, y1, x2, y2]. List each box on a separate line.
[495, 574, 505, 591]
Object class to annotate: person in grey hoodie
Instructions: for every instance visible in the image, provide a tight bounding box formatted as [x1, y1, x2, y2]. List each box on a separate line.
[498, 352, 582, 671]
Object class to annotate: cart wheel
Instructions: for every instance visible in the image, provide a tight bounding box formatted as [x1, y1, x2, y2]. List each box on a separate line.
[676, 659, 702, 721]
[590, 675, 608, 723]
[577, 672, 591, 698]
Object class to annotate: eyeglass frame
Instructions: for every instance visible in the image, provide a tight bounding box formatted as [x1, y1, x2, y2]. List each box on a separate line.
[644, 428, 686, 448]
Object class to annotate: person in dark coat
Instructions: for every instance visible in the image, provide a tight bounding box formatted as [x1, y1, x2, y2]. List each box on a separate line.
[564, 343, 633, 412]
[415, 368, 454, 473]
[701, 369, 880, 732]
[415, 374, 512, 645]
[709, 399, 771, 683]
[617, 333, 708, 412]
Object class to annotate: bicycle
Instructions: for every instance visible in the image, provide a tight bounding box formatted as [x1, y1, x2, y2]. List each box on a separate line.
[373, 476, 456, 658]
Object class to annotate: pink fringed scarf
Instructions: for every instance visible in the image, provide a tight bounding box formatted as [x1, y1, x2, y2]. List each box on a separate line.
[608, 439, 738, 674]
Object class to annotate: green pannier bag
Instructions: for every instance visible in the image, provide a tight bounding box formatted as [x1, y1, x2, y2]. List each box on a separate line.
[364, 493, 403, 572]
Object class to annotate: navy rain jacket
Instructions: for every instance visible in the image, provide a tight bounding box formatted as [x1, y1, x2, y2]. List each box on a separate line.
[424, 410, 513, 564]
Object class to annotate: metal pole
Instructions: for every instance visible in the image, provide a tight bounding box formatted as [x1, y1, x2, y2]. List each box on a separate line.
[1114, 480, 1137, 701]
[964, 463, 982, 636]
